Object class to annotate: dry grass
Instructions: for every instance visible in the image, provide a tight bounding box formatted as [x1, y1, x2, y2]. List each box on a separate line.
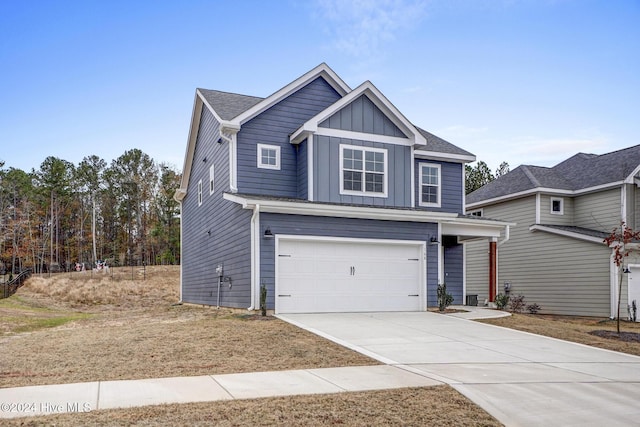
[0, 266, 377, 388]
[479, 313, 640, 356]
[3, 386, 501, 427]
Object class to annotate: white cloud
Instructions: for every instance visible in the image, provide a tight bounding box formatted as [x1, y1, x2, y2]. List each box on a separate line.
[314, 0, 428, 57]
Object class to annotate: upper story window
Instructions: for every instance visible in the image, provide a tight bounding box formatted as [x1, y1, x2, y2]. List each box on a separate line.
[468, 209, 483, 217]
[550, 197, 564, 215]
[209, 164, 215, 195]
[419, 163, 441, 207]
[257, 144, 281, 170]
[197, 179, 203, 206]
[340, 144, 387, 197]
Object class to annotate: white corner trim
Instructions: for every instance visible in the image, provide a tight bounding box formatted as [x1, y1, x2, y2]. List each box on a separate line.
[535, 193, 541, 223]
[307, 136, 314, 201]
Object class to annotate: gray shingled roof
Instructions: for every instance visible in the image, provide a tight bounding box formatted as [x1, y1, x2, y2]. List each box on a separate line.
[198, 88, 473, 158]
[415, 127, 474, 157]
[198, 89, 263, 121]
[467, 144, 640, 205]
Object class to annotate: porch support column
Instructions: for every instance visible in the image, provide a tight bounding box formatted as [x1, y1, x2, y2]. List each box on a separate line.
[489, 238, 497, 302]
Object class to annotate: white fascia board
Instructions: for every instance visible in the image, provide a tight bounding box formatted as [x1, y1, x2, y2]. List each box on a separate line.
[441, 222, 503, 239]
[467, 182, 625, 209]
[624, 164, 640, 184]
[529, 224, 606, 244]
[230, 64, 351, 127]
[223, 194, 512, 235]
[196, 89, 225, 124]
[414, 149, 476, 164]
[289, 81, 426, 147]
[177, 93, 204, 196]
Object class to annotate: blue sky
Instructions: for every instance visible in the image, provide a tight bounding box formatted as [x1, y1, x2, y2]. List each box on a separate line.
[1, 0, 638, 174]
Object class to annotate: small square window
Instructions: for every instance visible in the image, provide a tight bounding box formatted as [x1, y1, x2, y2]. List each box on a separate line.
[550, 197, 563, 215]
[257, 144, 281, 170]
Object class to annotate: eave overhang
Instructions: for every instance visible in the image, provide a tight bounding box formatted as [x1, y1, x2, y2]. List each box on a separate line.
[224, 193, 511, 239]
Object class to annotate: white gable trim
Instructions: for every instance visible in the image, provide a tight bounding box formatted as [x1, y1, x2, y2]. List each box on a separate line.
[231, 63, 351, 127]
[529, 224, 606, 244]
[290, 81, 426, 147]
[176, 93, 204, 200]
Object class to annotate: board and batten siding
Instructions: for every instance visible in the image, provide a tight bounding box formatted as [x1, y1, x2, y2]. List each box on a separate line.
[574, 188, 621, 232]
[181, 106, 252, 307]
[466, 195, 611, 316]
[259, 213, 440, 309]
[415, 160, 463, 214]
[312, 135, 412, 207]
[236, 77, 342, 198]
[297, 139, 308, 199]
[319, 94, 407, 137]
[538, 194, 574, 225]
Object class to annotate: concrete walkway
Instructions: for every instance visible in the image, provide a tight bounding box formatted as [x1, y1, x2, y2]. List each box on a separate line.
[278, 311, 640, 427]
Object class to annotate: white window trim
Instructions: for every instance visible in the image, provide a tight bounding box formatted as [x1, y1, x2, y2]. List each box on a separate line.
[418, 162, 441, 208]
[339, 144, 388, 198]
[209, 164, 215, 195]
[197, 179, 203, 206]
[257, 143, 281, 170]
[468, 208, 483, 217]
[550, 197, 564, 215]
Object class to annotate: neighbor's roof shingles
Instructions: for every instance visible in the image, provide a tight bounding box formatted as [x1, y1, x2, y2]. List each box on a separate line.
[467, 144, 640, 204]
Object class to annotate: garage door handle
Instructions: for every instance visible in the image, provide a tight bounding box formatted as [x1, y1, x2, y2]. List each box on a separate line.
[408, 294, 419, 297]
[278, 294, 291, 297]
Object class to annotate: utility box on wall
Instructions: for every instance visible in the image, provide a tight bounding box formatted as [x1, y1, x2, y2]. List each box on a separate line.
[466, 294, 478, 306]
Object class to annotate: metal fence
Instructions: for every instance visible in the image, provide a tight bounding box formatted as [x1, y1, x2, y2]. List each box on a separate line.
[0, 269, 33, 299]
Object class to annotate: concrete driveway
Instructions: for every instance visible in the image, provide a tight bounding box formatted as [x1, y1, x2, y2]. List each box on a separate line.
[278, 311, 640, 427]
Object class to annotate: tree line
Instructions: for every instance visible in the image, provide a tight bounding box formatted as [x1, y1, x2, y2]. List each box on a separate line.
[465, 161, 510, 194]
[0, 149, 181, 275]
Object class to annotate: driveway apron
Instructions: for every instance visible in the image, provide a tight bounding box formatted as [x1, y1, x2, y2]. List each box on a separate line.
[278, 312, 640, 427]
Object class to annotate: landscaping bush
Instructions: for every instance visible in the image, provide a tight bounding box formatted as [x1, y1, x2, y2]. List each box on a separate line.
[526, 303, 541, 314]
[494, 293, 509, 310]
[437, 283, 454, 311]
[508, 294, 526, 313]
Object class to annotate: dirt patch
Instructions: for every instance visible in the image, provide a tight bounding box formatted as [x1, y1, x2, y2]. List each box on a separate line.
[479, 313, 640, 356]
[589, 330, 640, 342]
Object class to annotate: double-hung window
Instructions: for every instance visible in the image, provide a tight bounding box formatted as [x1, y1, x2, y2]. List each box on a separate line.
[257, 143, 280, 170]
[340, 145, 387, 197]
[419, 163, 441, 207]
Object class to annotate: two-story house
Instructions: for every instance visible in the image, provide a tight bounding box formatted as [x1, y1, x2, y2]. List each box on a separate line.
[175, 63, 509, 314]
[466, 145, 640, 319]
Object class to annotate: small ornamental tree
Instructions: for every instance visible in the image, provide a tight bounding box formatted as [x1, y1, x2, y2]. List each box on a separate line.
[603, 221, 640, 333]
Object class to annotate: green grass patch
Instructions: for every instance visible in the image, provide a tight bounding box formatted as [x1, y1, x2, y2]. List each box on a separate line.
[0, 295, 92, 335]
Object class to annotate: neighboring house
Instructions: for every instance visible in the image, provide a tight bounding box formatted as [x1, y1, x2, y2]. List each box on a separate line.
[175, 63, 509, 314]
[466, 145, 640, 318]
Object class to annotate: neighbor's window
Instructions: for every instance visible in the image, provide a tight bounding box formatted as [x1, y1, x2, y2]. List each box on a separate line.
[197, 179, 203, 206]
[340, 145, 387, 197]
[257, 144, 281, 170]
[209, 164, 215, 195]
[468, 209, 483, 217]
[419, 163, 441, 207]
[551, 197, 564, 215]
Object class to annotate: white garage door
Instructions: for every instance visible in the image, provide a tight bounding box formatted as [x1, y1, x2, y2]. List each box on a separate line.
[276, 237, 425, 314]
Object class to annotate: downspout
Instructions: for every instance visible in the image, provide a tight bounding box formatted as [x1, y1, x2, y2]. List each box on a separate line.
[248, 204, 260, 310]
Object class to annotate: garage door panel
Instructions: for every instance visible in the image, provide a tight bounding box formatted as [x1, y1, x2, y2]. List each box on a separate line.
[276, 238, 424, 314]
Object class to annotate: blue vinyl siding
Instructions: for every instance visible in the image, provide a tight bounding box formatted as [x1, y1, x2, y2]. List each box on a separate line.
[297, 138, 308, 199]
[259, 213, 439, 309]
[237, 77, 341, 197]
[415, 160, 463, 213]
[319, 94, 407, 138]
[182, 107, 252, 307]
[313, 135, 412, 207]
